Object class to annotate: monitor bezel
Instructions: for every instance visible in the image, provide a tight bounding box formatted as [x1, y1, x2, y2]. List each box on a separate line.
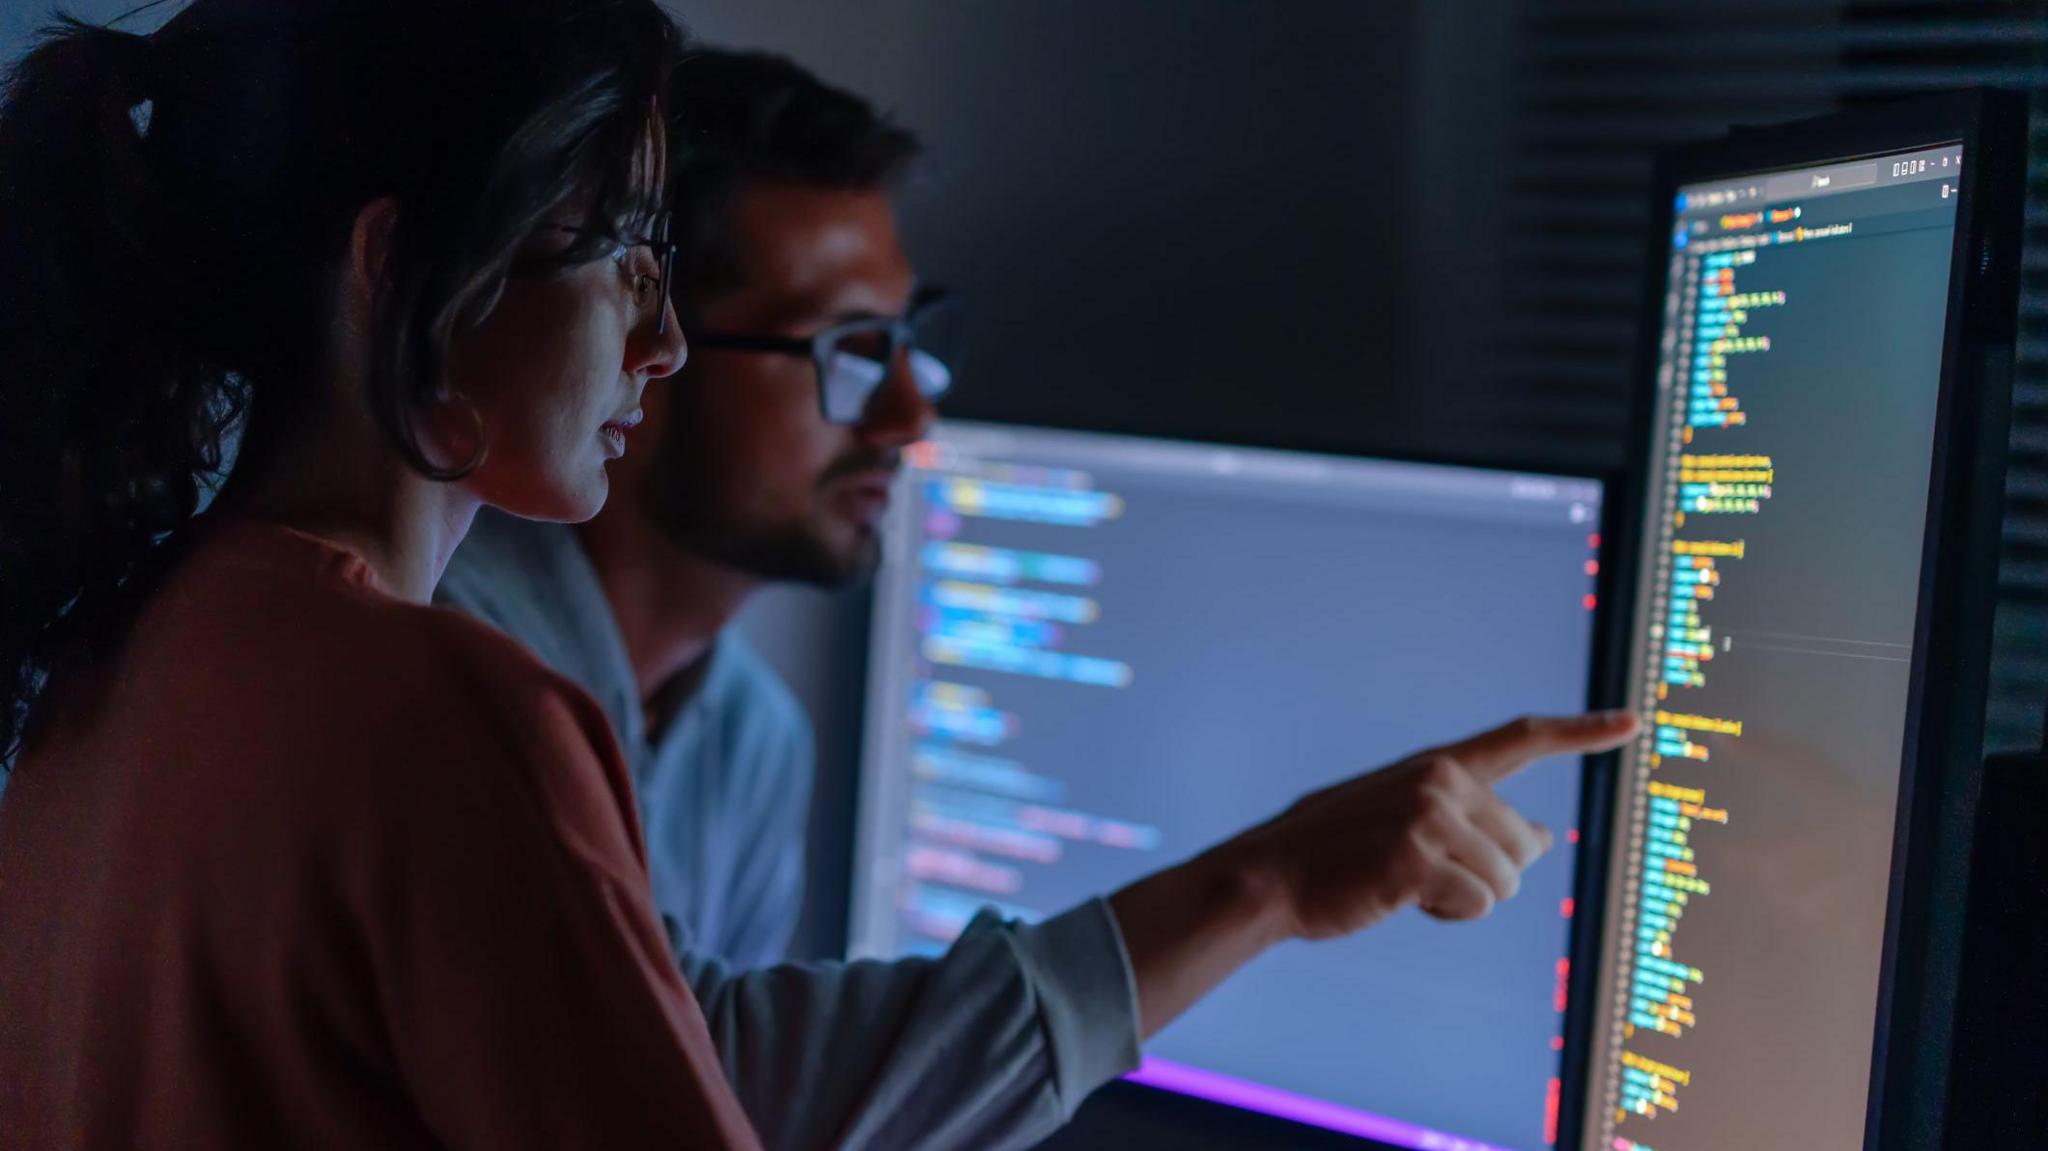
[1573, 88, 2025, 1151]
[849, 417, 1618, 1150]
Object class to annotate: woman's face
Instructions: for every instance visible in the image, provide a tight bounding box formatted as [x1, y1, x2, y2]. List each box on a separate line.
[445, 214, 685, 523]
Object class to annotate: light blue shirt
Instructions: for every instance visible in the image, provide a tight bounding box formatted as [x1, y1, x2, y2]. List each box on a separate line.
[436, 509, 1142, 1150]
[438, 508, 808, 966]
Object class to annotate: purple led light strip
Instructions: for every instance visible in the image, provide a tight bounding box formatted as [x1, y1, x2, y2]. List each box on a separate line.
[1124, 1057, 1519, 1151]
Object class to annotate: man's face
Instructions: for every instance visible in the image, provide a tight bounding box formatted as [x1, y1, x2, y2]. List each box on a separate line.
[637, 181, 934, 583]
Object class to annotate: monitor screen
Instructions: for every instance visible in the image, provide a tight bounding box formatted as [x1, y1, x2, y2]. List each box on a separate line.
[853, 422, 1605, 1151]
[1583, 143, 1965, 1151]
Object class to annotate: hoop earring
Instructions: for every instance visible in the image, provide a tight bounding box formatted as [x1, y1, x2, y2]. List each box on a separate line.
[417, 388, 489, 478]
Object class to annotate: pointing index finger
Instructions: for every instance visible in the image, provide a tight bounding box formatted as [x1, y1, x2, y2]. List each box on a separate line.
[1437, 711, 1640, 785]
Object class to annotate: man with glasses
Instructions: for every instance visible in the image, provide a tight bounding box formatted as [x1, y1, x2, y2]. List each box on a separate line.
[437, 48, 1631, 1150]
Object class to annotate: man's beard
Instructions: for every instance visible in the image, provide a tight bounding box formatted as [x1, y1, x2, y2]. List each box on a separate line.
[693, 513, 883, 587]
[647, 445, 897, 587]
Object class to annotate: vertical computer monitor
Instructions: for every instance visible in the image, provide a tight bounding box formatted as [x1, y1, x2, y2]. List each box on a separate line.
[1579, 92, 2024, 1151]
[853, 421, 1606, 1151]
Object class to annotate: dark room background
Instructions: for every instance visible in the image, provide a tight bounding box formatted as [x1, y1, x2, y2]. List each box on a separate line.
[7, 2, 2043, 1147]
[668, 0, 2048, 984]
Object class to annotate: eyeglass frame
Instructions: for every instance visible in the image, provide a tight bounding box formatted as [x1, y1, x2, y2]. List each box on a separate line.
[509, 210, 678, 335]
[688, 284, 958, 423]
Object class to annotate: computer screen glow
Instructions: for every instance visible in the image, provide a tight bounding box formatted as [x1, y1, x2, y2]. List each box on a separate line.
[854, 422, 1605, 1150]
[1584, 142, 1963, 1151]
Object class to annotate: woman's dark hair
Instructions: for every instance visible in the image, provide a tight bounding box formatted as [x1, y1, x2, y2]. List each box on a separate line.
[0, 0, 680, 764]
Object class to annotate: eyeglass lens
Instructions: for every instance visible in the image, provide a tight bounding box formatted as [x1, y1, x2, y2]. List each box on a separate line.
[819, 346, 953, 423]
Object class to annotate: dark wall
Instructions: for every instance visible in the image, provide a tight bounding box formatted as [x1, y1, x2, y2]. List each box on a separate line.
[888, 2, 1419, 450]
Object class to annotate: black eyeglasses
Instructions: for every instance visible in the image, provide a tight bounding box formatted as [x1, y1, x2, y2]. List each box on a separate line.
[511, 210, 677, 335]
[690, 285, 959, 424]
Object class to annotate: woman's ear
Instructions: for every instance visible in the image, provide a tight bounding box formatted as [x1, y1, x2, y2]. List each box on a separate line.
[414, 388, 487, 476]
[343, 196, 483, 474]
[347, 197, 401, 303]
[332, 197, 400, 362]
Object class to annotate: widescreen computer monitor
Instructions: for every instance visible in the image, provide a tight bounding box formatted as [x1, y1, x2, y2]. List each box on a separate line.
[852, 421, 1607, 1151]
[1580, 93, 2023, 1151]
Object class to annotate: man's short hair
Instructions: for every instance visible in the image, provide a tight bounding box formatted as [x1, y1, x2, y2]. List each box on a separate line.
[667, 49, 922, 310]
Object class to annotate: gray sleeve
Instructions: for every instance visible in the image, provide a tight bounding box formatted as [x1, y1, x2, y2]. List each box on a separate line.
[682, 897, 1142, 1151]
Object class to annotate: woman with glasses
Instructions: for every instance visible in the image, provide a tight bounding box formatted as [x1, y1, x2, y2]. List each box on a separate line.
[0, 1, 756, 1145]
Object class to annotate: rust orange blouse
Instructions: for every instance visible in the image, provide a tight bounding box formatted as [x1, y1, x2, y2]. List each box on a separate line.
[0, 519, 761, 1149]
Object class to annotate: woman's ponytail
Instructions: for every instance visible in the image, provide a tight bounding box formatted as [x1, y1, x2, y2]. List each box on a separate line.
[0, 21, 242, 764]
